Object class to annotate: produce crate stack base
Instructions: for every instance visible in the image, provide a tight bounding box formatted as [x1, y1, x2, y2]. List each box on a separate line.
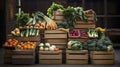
[66, 50, 88, 64]
[90, 51, 114, 64]
[12, 49, 36, 64]
[39, 50, 62, 64]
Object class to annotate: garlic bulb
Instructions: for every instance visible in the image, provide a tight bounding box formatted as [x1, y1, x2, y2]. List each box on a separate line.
[49, 47, 54, 51]
[45, 47, 49, 51]
[51, 45, 56, 49]
[45, 43, 50, 47]
[39, 43, 44, 47]
[39, 47, 44, 51]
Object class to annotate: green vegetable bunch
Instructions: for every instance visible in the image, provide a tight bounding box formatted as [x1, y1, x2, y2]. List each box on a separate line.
[86, 37, 113, 51]
[57, 20, 74, 29]
[63, 6, 75, 22]
[32, 11, 45, 22]
[16, 11, 30, 26]
[67, 40, 82, 50]
[74, 7, 87, 22]
[47, 2, 64, 18]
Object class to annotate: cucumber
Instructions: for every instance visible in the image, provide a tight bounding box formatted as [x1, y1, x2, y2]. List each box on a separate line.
[21, 30, 26, 37]
[36, 29, 40, 36]
[32, 29, 36, 36]
[26, 29, 29, 37]
[29, 28, 33, 36]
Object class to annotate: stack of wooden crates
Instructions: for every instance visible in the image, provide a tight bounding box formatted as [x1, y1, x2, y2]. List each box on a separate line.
[38, 30, 67, 64]
[6, 34, 40, 64]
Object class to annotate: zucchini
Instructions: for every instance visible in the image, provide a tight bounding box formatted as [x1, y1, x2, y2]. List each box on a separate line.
[36, 29, 40, 36]
[26, 29, 29, 37]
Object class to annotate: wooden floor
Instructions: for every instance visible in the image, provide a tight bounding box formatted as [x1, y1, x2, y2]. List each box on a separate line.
[0, 48, 120, 67]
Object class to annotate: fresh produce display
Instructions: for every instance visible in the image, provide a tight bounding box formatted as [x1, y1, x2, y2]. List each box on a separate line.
[79, 30, 88, 38]
[87, 29, 98, 38]
[11, 28, 20, 36]
[69, 29, 80, 37]
[17, 41, 35, 50]
[3, 1, 115, 65]
[3, 39, 18, 47]
[20, 28, 40, 37]
[39, 43, 59, 51]
[47, 2, 64, 18]
[67, 40, 82, 50]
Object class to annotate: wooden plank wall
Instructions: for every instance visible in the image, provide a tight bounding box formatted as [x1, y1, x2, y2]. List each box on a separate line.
[5, 0, 17, 38]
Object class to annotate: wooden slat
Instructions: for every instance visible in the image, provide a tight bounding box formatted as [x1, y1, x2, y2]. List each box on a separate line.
[7, 34, 40, 41]
[91, 55, 114, 59]
[66, 59, 88, 64]
[45, 30, 67, 34]
[39, 59, 62, 64]
[45, 34, 67, 38]
[66, 50, 88, 53]
[91, 51, 114, 55]
[74, 23, 96, 28]
[68, 38, 88, 42]
[67, 54, 88, 60]
[91, 60, 114, 64]
[39, 50, 62, 54]
[13, 50, 34, 55]
[39, 54, 62, 59]
[45, 39, 67, 44]
[12, 55, 34, 59]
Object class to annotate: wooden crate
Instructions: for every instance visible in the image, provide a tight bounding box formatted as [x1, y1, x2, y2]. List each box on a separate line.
[53, 11, 64, 21]
[90, 51, 114, 64]
[44, 30, 67, 49]
[4, 49, 13, 64]
[7, 34, 40, 42]
[12, 49, 35, 64]
[66, 50, 88, 64]
[39, 50, 62, 64]
[74, 23, 96, 29]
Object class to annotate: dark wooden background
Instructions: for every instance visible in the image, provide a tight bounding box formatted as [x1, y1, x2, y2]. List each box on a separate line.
[0, 0, 5, 47]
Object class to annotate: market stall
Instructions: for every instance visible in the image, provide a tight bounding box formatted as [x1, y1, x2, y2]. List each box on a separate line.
[3, 2, 114, 65]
